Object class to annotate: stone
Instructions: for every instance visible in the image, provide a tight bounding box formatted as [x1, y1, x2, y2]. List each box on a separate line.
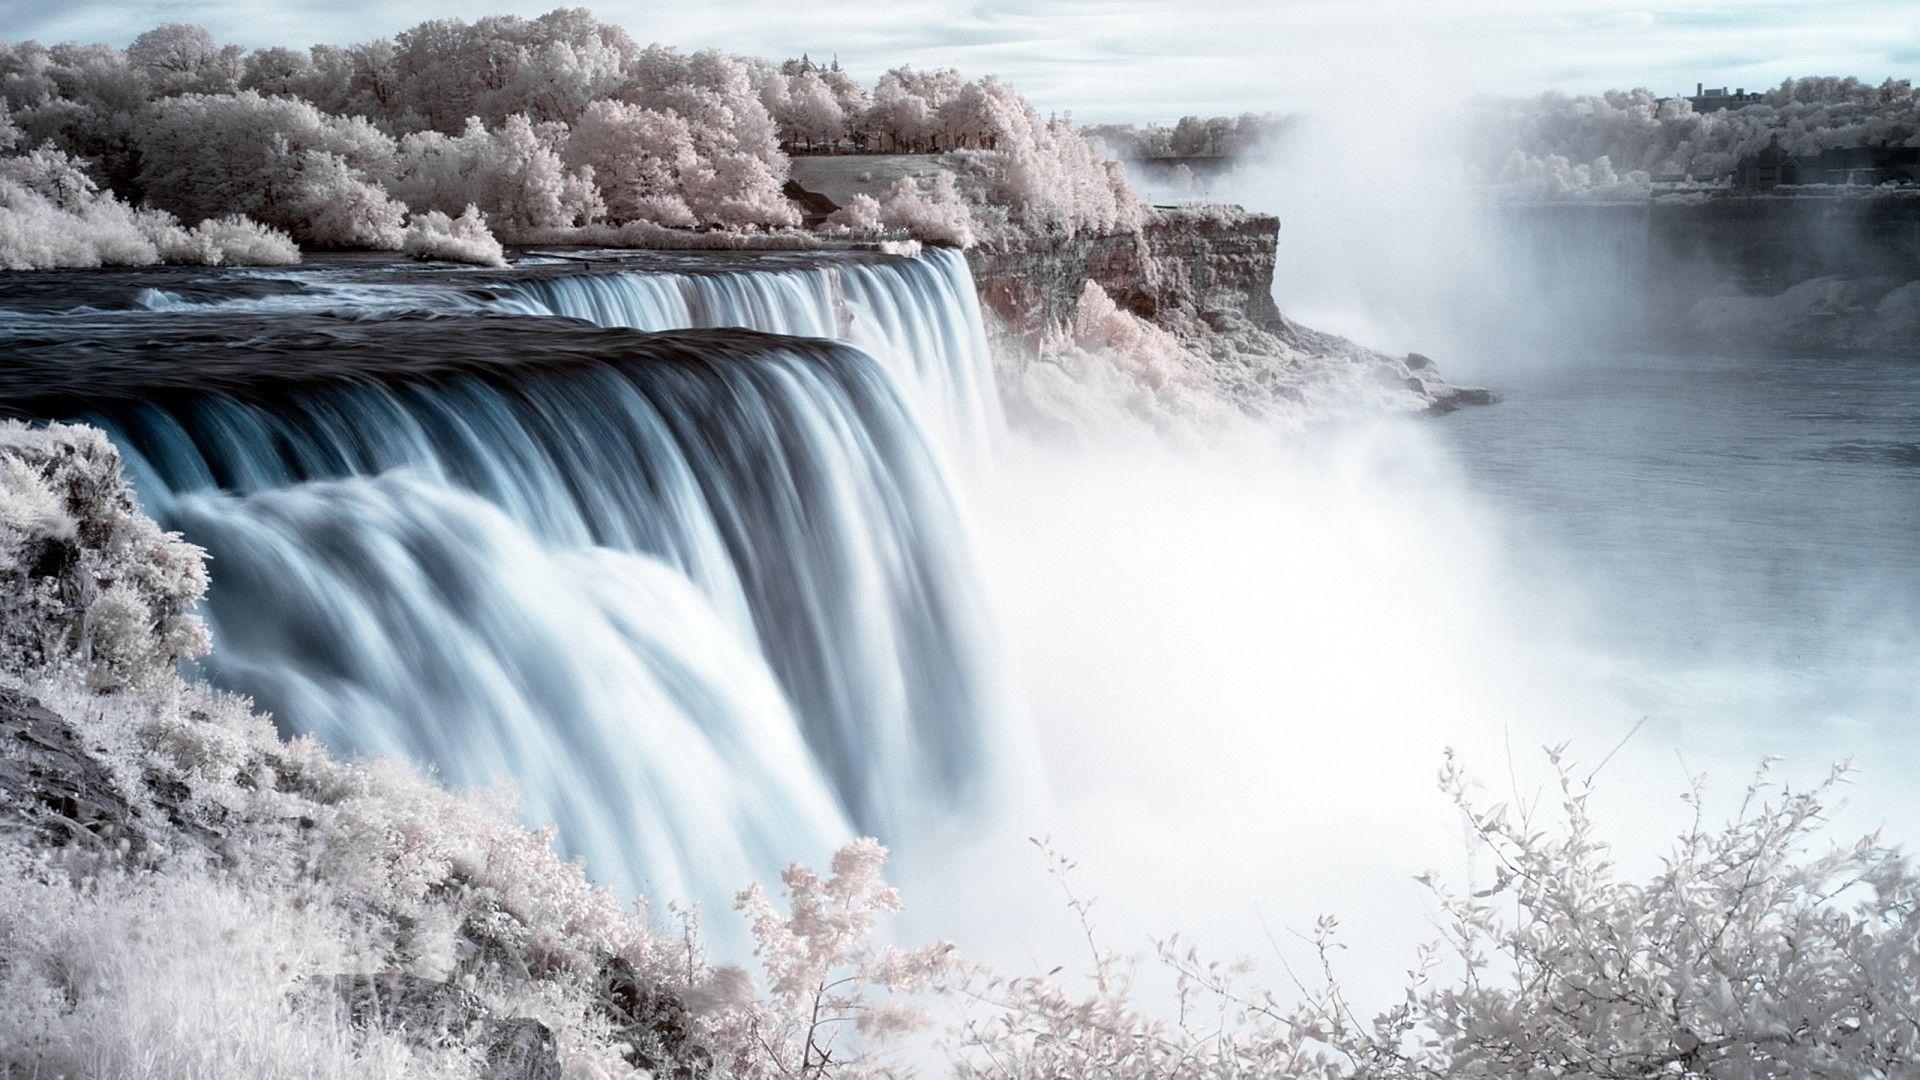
[598, 955, 714, 1078]
[480, 1017, 561, 1080]
[0, 686, 143, 852]
[333, 971, 481, 1034]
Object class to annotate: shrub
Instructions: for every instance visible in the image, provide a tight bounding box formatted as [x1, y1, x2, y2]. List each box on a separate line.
[0, 421, 210, 689]
[934, 752, 1920, 1077]
[182, 213, 302, 265]
[824, 191, 882, 233]
[875, 172, 974, 247]
[402, 203, 507, 266]
[138, 91, 404, 247]
[387, 114, 601, 236]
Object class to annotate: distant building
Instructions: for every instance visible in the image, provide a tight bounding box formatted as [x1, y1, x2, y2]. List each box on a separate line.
[1688, 83, 1764, 112]
[1733, 134, 1920, 189]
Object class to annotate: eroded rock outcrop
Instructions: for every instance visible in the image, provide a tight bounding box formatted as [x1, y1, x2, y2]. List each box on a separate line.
[0, 686, 142, 852]
[966, 206, 1488, 436]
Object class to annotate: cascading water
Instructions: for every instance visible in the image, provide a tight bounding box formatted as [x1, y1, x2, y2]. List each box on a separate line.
[494, 248, 1002, 464]
[3, 251, 1026, 933]
[169, 471, 851, 909]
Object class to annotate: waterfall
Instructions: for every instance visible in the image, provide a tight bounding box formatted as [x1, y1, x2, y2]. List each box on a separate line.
[495, 249, 1002, 464]
[169, 471, 851, 910]
[12, 254, 1026, 929]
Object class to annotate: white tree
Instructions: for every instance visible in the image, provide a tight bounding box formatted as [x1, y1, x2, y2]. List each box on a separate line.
[238, 47, 314, 97]
[778, 70, 844, 150]
[563, 98, 699, 226]
[126, 23, 243, 96]
[388, 113, 598, 236]
[865, 67, 958, 151]
[0, 143, 295, 268]
[383, 10, 635, 134]
[139, 91, 404, 247]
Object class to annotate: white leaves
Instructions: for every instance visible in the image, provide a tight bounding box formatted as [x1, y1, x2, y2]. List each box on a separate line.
[402, 204, 506, 266]
[0, 146, 295, 269]
[946, 751, 1920, 1078]
[1482, 76, 1920, 192]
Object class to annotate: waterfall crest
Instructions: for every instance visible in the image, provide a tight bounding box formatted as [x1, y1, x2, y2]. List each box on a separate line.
[496, 249, 1001, 463]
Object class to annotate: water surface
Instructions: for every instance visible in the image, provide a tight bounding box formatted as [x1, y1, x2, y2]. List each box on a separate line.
[1438, 351, 1920, 812]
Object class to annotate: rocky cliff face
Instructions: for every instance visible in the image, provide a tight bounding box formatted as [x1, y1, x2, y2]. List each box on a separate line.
[966, 207, 1288, 342]
[964, 207, 1487, 433]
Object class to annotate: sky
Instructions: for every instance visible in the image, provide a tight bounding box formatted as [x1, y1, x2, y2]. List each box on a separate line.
[3, 0, 1915, 121]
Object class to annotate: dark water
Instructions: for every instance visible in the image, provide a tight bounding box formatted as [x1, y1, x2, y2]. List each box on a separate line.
[1437, 352, 1920, 808]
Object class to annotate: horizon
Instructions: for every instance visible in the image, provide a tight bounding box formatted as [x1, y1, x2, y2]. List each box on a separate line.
[10, 0, 1915, 122]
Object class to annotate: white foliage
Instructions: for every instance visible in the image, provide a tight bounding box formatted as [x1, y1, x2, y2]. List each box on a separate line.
[614, 45, 799, 229]
[402, 203, 507, 266]
[387, 114, 601, 235]
[564, 99, 700, 227]
[823, 172, 976, 247]
[0, 145, 281, 269]
[126, 22, 244, 96]
[1478, 77, 1920, 186]
[0, 175, 157, 268]
[778, 70, 846, 150]
[823, 191, 882, 233]
[178, 213, 302, 265]
[852, 68, 1142, 242]
[139, 90, 404, 247]
[1498, 149, 1653, 199]
[875, 172, 974, 247]
[1084, 113, 1293, 159]
[932, 756, 1920, 1078]
[382, 10, 635, 134]
[0, 17, 1161, 252]
[0, 421, 210, 689]
[0, 843, 478, 1080]
[733, 838, 954, 1075]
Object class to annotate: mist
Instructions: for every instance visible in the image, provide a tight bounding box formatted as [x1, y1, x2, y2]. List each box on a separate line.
[927, 420, 1570, 989]
[911, 357, 1920, 1019]
[919, 89, 1920, 1006]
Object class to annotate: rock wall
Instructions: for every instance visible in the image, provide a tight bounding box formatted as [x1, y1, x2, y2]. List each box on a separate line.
[965, 206, 1286, 345]
[964, 206, 1486, 426]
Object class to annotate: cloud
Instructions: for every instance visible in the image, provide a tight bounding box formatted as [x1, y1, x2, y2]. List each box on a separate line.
[6, 0, 1912, 120]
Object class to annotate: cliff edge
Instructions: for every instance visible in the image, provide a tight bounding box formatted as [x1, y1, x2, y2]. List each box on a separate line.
[964, 206, 1489, 437]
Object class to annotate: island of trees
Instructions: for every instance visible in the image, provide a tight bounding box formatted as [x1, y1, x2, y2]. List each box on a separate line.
[0, 11, 1141, 268]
